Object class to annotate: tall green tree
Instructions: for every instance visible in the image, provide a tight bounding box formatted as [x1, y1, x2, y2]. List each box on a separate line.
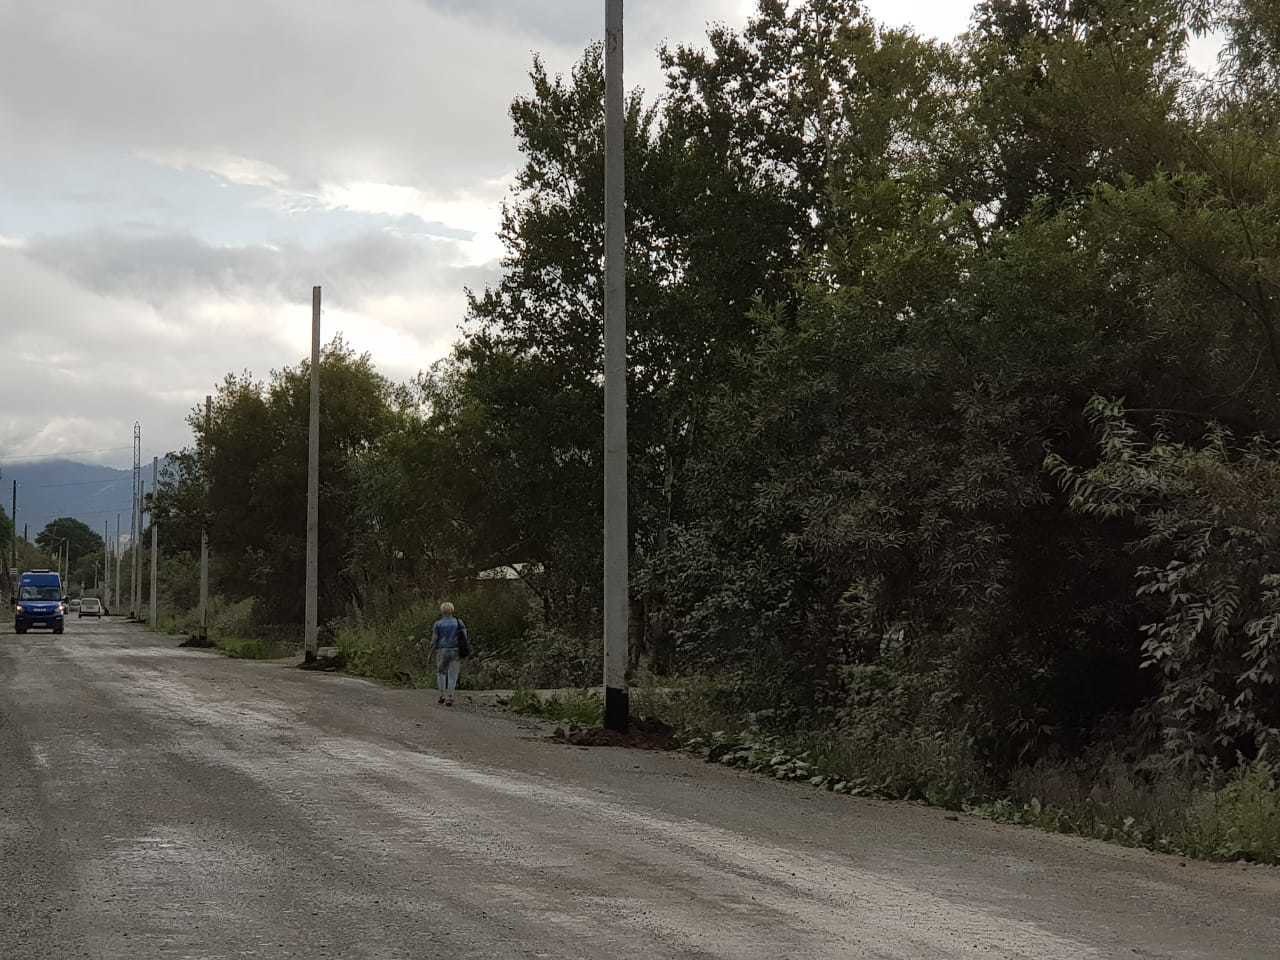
[35, 518, 103, 572]
[154, 338, 397, 628]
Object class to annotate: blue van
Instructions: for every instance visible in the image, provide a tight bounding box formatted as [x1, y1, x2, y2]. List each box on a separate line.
[15, 570, 65, 634]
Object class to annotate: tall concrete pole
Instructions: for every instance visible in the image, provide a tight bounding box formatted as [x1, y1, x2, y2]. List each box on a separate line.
[304, 286, 321, 663]
[131, 423, 142, 619]
[128, 469, 135, 615]
[135, 481, 144, 617]
[103, 520, 110, 605]
[603, 0, 629, 732]
[150, 456, 158, 628]
[200, 396, 210, 641]
[114, 514, 121, 612]
[10, 480, 16, 574]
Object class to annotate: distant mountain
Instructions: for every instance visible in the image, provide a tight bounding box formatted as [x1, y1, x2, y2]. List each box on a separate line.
[0, 460, 137, 544]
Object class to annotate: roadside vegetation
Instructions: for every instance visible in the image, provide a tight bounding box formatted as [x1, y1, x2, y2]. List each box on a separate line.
[144, 1, 1280, 864]
[508, 689, 606, 727]
[639, 679, 1280, 863]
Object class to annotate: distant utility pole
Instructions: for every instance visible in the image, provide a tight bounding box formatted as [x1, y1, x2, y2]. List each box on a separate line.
[150, 456, 158, 628]
[10, 479, 16, 573]
[200, 395, 210, 642]
[114, 514, 121, 612]
[304, 285, 321, 663]
[603, 0, 629, 732]
[137, 479, 146, 615]
[131, 423, 142, 619]
[104, 520, 110, 605]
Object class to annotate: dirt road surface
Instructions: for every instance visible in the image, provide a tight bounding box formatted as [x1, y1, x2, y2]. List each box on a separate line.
[2, 618, 1277, 959]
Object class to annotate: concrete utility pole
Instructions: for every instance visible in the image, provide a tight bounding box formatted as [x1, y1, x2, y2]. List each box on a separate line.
[199, 396, 210, 642]
[602, 0, 629, 732]
[114, 514, 121, 612]
[304, 286, 321, 663]
[150, 456, 158, 628]
[103, 520, 110, 606]
[131, 423, 142, 619]
[10, 479, 16, 574]
[135, 482, 144, 616]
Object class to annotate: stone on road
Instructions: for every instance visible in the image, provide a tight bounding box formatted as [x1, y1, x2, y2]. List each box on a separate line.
[1, 619, 1276, 959]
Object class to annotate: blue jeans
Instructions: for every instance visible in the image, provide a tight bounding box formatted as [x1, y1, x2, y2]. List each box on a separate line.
[436, 648, 460, 694]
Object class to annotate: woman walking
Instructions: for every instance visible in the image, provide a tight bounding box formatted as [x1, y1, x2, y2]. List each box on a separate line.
[431, 601, 469, 706]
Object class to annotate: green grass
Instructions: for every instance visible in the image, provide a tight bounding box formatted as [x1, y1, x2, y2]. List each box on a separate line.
[508, 688, 604, 726]
[632, 675, 1280, 865]
[973, 759, 1280, 863]
[216, 637, 296, 660]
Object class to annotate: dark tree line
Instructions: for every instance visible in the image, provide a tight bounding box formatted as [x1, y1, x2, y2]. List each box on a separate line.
[155, 0, 1280, 777]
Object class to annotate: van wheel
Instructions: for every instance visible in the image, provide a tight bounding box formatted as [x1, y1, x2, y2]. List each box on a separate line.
[53, 626, 64, 635]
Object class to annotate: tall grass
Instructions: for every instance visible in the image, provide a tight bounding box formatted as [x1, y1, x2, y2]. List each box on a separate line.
[335, 583, 600, 690]
[508, 688, 604, 726]
[634, 674, 1280, 864]
[982, 758, 1280, 862]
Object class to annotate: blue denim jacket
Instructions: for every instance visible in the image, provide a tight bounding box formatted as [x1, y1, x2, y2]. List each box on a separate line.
[432, 616, 465, 651]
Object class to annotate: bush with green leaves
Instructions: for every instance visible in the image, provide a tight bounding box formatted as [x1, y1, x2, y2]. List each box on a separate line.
[1048, 398, 1280, 768]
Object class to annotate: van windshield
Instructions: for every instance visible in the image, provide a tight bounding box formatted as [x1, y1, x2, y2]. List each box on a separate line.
[19, 586, 61, 600]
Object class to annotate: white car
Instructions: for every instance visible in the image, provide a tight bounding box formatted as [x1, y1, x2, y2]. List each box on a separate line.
[78, 597, 103, 619]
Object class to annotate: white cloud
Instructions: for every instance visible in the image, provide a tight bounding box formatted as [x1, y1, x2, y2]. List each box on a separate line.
[861, 0, 973, 40]
[314, 179, 512, 266]
[0, 226, 495, 460]
[140, 150, 293, 189]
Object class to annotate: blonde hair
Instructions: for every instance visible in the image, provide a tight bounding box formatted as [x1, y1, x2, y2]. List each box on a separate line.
[440, 601, 455, 616]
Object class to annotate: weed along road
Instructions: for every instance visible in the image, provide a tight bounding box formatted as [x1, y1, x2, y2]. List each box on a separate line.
[1, 619, 1276, 960]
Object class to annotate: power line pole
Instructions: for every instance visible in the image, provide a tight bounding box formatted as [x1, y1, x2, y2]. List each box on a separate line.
[200, 395, 210, 642]
[603, 0, 629, 732]
[137, 479, 145, 616]
[10, 479, 16, 574]
[150, 456, 158, 629]
[131, 423, 142, 619]
[114, 513, 121, 612]
[305, 285, 321, 663]
[104, 520, 110, 606]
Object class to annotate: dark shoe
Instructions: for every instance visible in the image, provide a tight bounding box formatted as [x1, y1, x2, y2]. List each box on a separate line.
[438, 696, 446, 704]
[445, 699, 454, 707]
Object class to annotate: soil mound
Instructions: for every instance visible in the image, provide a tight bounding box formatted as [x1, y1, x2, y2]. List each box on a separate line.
[550, 717, 677, 750]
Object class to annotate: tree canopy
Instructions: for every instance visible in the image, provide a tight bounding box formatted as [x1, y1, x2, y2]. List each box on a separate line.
[153, 0, 1280, 780]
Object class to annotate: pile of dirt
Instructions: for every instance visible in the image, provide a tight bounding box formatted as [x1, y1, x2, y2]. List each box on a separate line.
[549, 717, 677, 750]
[177, 636, 217, 649]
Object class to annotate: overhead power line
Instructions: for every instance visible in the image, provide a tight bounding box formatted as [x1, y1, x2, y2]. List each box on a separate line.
[32, 506, 135, 519]
[0, 445, 136, 462]
[21, 477, 134, 490]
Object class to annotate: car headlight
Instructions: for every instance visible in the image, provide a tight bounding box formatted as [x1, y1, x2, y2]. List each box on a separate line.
[59, 603, 67, 615]
[14, 605, 22, 614]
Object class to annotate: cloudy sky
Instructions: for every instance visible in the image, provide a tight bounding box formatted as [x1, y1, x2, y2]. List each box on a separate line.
[0, 1, 1215, 467]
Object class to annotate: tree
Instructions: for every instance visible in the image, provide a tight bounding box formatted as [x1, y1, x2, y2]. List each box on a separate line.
[154, 338, 397, 628]
[1049, 399, 1280, 767]
[35, 518, 103, 576]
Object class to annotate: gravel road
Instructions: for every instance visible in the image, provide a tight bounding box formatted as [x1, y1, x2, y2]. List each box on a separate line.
[1, 618, 1277, 959]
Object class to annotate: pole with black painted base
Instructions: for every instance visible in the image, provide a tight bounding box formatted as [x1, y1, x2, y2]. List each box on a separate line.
[602, 0, 629, 732]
